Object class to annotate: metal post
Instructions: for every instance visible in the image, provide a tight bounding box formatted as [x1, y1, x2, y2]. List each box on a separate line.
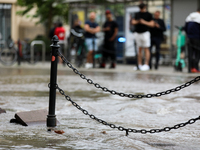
[30, 40, 46, 63]
[47, 35, 60, 127]
[17, 39, 21, 66]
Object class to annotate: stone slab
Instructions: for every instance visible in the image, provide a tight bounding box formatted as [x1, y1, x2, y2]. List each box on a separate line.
[11, 109, 59, 126]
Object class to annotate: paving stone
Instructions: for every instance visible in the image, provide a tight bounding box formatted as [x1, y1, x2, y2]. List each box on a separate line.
[10, 109, 59, 126]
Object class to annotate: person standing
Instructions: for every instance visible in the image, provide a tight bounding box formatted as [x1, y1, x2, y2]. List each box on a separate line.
[84, 12, 100, 69]
[54, 22, 65, 41]
[73, 19, 83, 31]
[185, 7, 200, 73]
[48, 22, 58, 39]
[149, 10, 166, 70]
[100, 10, 118, 69]
[132, 3, 154, 71]
[54, 22, 66, 64]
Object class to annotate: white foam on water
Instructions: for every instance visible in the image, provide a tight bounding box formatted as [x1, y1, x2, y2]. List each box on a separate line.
[0, 68, 200, 149]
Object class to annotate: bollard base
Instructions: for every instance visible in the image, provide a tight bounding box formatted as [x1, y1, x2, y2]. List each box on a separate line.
[47, 115, 57, 127]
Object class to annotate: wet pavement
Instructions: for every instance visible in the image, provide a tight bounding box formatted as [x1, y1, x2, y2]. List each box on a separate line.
[0, 62, 200, 150]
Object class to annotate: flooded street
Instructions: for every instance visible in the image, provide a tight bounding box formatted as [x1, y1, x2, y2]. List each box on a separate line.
[0, 64, 200, 150]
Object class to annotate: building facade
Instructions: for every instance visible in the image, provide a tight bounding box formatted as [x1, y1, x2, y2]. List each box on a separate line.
[0, 0, 45, 42]
[1, 0, 200, 57]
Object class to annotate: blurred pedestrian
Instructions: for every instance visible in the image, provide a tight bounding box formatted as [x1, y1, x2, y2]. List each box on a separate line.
[185, 7, 200, 73]
[54, 22, 66, 64]
[149, 10, 166, 70]
[84, 12, 100, 69]
[73, 19, 83, 31]
[100, 10, 118, 69]
[132, 3, 154, 71]
[48, 22, 57, 39]
[54, 22, 66, 41]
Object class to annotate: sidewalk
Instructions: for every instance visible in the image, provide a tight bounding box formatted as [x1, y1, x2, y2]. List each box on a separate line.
[0, 62, 198, 77]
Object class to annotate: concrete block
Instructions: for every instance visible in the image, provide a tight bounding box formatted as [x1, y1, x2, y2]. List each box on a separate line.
[10, 109, 59, 126]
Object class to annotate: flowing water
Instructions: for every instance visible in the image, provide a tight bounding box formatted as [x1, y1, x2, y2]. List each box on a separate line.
[0, 65, 200, 150]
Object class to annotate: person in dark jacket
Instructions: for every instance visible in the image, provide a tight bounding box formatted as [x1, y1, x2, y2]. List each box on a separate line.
[185, 8, 200, 73]
[100, 10, 118, 69]
[149, 10, 166, 70]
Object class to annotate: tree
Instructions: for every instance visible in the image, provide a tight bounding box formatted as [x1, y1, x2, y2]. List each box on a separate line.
[17, 0, 69, 37]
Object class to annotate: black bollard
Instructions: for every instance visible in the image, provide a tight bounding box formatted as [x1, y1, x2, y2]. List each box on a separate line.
[47, 35, 60, 127]
[17, 39, 21, 66]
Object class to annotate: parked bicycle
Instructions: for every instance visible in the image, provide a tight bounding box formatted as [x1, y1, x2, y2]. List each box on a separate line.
[0, 36, 17, 66]
[0, 36, 40, 66]
[18, 38, 41, 64]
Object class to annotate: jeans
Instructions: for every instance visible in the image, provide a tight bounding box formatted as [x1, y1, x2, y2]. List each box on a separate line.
[149, 37, 162, 69]
[188, 38, 200, 71]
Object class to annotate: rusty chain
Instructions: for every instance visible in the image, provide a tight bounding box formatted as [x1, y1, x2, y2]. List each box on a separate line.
[51, 84, 200, 136]
[57, 50, 200, 99]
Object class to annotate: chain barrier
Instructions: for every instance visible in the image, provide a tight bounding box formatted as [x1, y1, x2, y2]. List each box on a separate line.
[52, 50, 200, 135]
[57, 50, 200, 99]
[51, 84, 200, 136]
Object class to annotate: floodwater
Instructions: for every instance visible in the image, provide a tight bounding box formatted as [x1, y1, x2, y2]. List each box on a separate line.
[0, 64, 200, 150]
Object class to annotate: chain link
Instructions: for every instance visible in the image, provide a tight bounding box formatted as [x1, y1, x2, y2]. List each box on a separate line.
[54, 84, 200, 136]
[57, 51, 200, 99]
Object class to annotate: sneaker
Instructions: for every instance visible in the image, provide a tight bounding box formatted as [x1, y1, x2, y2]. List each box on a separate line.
[191, 68, 199, 73]
[85, 63, 93, 69]
[99, 63, 106, 68]
[109, 63, 116, 69]
[133, 65, 142, 71]
[133, 66, 138, 70]
[140, 64, 150, 71]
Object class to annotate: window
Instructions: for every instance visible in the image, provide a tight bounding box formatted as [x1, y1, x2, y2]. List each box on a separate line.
[0, 4, 12, 41]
